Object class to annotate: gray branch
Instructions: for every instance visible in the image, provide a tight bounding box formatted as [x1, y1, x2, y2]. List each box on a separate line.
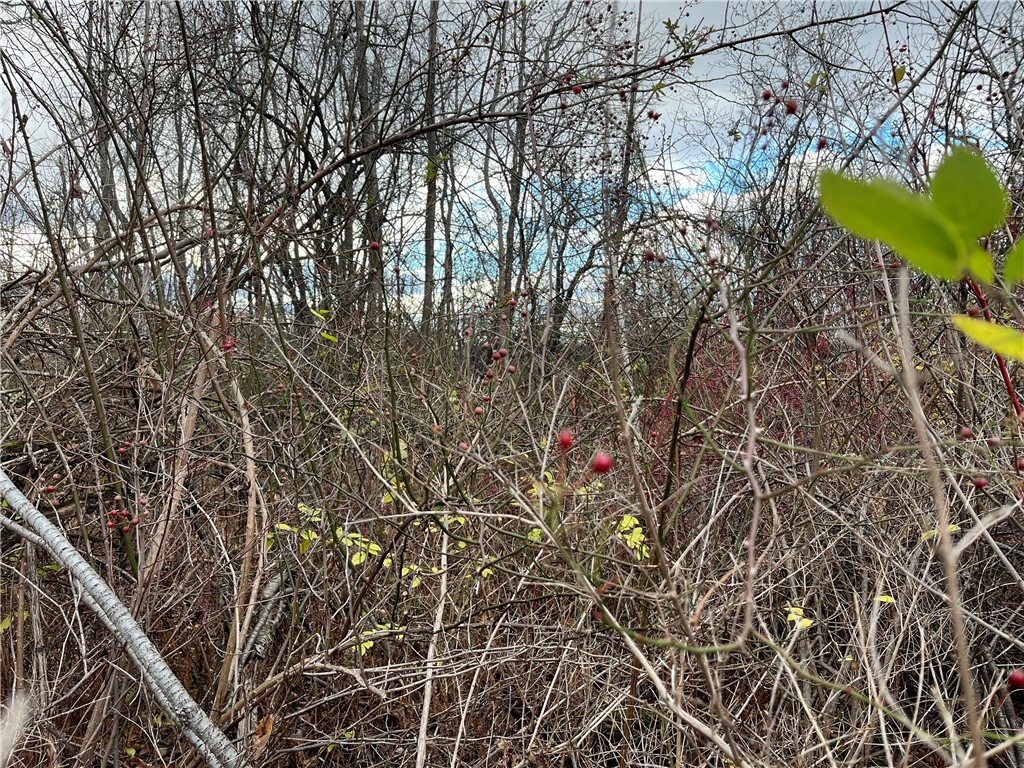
[0, 468, 250, 768]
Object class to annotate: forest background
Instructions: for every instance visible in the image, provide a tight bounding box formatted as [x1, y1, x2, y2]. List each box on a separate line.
[3, 1, 1024, 767]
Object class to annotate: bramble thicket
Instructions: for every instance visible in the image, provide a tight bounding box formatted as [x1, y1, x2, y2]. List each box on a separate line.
[3, 2, 1024, 767]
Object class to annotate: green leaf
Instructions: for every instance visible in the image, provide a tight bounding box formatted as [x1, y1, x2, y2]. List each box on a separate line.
[651, 82, 668, 94]
[893, 65, 906, 84]
[930, 147, 1008, 243]
[965, 246, 995, 284]
[820, 171, 963, 279]
[320, 331, 339, 343]
[1005, 239, 1024, 285]
[952, 316, 1024, 361]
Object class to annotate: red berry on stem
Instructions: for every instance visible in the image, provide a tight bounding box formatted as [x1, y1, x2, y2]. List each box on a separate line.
[558, 429, 573, 451]
[761, 90, 772, 101]
[967, 306, 980, 317]
[498, 348, 509, 358]
[958, 426, 974, 440]
[973, 477, 988, 489]
[784, 99, 798, 115]
[572, 84, 582, 95]
[591, 452, 613, 473]
[370, 241, 380, 251]
[474, 406, 484, 415]
[1009, 670, 1024, 691]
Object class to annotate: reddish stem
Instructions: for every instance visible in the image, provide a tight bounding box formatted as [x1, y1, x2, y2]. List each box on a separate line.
[968, 280, 1023, 417]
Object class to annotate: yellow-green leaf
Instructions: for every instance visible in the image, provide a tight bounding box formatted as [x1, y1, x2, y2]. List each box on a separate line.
[320, 331, 339, 343]
[876, 595, 895, 604]
[965, 246, 995, 284]
[1005, 239, 1024, 285]
[921, 524, 961, 541]
[893, 65, 906, 84]
[952, 316, 1024, 361]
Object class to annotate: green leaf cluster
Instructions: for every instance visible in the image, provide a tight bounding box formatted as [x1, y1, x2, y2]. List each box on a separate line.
[820, 147, 1024, 361]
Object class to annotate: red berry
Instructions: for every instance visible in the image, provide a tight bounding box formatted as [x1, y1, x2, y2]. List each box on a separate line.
[642, 248, 655, 261]
[973, 477, 988, 489]
[370, 241, 380, 251]
[959, 427, 974, 440]
[988, 436, 1002, 447]
[967, 306, 980, 317]
[780, 80, 789, 89]
[107, 521, 116, 529]
[784, 99, 798, 115]
[121, 525, 131, 534]
[131, 518, 139, 526]
[498, 348, 509, 358]
[459, 441, 469, 451]
[572, 85, 582, 95]
[761, 90, 772, 101]
[1018, 458, 1024, 472]
[558, 429, 573, 451]
[45, 485, 56, 493]
[591, 452, 613, 473]
[474, 406, 484, 415]
[1009, 670, 1024, 691]
[816, 137, 828, 151]
[506, 365, 516, 373]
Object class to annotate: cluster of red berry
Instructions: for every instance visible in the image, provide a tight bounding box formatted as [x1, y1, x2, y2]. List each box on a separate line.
[558, 429, 613, 474]
[107, 509, 140, 534]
